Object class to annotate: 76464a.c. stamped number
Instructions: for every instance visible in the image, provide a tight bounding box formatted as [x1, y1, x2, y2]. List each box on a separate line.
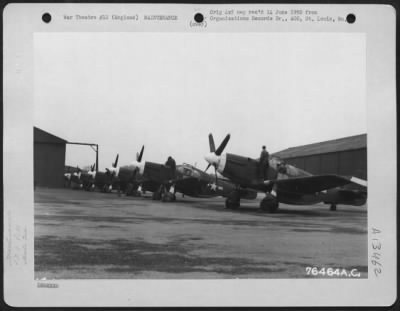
[306, 267, 361, 278]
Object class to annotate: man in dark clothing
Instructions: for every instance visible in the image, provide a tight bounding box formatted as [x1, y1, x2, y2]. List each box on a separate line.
[259, 146, 270, 179]
[164, 156, 177, 194]
[165, 156, 177, 179]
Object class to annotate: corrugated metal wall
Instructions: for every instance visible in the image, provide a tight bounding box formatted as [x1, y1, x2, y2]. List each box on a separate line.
[284, 148, 367, 179]
[34, 142, 66, 187]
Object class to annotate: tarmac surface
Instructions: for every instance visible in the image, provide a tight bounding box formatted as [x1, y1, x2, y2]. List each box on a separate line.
[35, 188, 368, 279]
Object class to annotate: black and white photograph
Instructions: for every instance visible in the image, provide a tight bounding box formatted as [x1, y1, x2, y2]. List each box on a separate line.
[3, 3, 397, 307]
[33, 31, 368, 280]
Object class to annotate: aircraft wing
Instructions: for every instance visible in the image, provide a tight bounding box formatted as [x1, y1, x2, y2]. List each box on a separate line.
[264, 174, 367, 194]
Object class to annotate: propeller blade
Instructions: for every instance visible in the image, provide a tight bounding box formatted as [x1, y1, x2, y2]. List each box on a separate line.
[137, 145, 144, 162]
[113, 154, 119, 168]
[208, 134, 216, 153]
[215, 134, 230, 156]
[204, 163, 211, 172]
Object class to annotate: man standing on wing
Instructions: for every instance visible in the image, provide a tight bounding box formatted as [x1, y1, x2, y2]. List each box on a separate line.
[259, 145, 270, 179]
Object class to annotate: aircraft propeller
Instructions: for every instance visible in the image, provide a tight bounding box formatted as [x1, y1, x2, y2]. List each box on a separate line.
[120, 145, 145, 196]
[131, 145, 145, 179]
[88, 163, 97, 179]
[73, 166, 82, 178]
[105, 154, 119, 176]
[137, 145, 144, 162]
[113, 154, 119, 168]
[204, 133, 230, 183]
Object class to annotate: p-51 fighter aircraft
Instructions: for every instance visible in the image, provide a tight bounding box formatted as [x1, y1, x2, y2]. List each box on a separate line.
[204, 133, 367, 212]
[90, 155, 119, 192]
[105, 146, 257, 201]
[64, 163, 114, 192]
[64, 166, 86, 189]
[104, 146, 153, 196]
[79, 164, 97, 190]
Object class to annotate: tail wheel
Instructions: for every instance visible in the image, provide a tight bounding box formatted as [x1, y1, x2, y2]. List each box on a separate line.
[330, 204, 337, 211]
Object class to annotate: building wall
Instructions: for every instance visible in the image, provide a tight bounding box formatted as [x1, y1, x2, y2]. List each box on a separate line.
[284, 148, 367, 179]
[34, 142, 66, 187]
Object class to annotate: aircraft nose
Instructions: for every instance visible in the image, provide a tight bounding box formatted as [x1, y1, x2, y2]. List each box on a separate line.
[106, 167, 118, 177]
[131, 161, 144, 175]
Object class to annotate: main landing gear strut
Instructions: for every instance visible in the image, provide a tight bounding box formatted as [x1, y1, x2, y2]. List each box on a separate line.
[259, 193, 279, 213]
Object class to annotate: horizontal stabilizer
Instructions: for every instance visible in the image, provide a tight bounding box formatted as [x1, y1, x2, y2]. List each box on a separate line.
[349, 176, 367, 188]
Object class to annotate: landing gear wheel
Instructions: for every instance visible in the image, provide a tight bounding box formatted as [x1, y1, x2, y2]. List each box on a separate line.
[132, 190, 142, 197]
[126, 183, 134, 196]
[260, 194, 279, 213]
[330, 204, 337, 211]
[225, 191, 240, 209]
[152, 191, 162, 200]
[162, 192, 176, 202]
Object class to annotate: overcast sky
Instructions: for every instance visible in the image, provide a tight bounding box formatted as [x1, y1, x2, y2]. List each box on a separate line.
[34, 32, 365, 170]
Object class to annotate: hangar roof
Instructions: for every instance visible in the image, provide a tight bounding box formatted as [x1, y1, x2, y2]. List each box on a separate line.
[34, 127, 67, 144]
[273, 134, 366, 159]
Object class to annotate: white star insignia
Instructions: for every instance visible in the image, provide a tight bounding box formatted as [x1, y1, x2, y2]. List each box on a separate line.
[208, 183, 218, 191]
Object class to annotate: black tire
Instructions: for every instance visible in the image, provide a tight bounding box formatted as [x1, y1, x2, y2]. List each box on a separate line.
[126, 183, 134, 196]
[162, 192, 175, 202]
[152, 191, 161, 200]
[225, 191, 240, 209]
[260, 195, 279, 213]
[225, 198, 240, 209]
[330, 204, 337, 211]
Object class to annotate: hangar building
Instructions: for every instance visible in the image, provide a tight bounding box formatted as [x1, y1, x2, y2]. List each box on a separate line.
[273, 134, 367, 180]
[34, 127, 67, 188]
